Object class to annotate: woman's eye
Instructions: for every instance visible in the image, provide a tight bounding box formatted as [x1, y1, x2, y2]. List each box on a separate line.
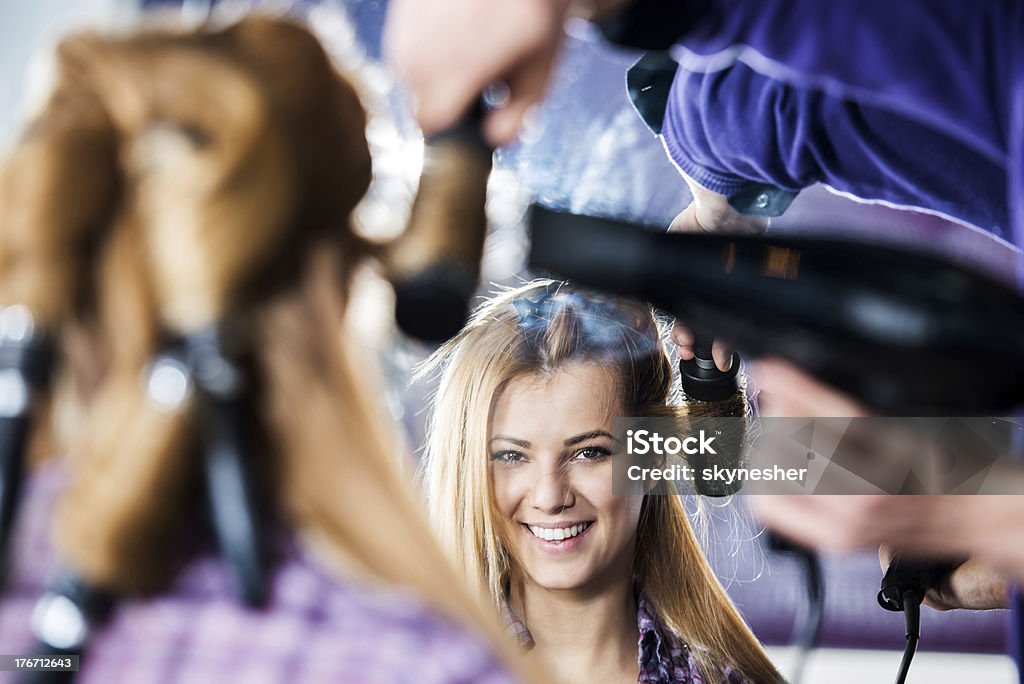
[572, 446, 611, 462]
[490, 450, 526, 465]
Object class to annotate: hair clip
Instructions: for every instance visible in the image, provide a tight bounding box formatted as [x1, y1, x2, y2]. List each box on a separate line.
[511, 282, 561, 326]
[0, 305, 56, 592]
[142, 326, 266, 608]
[28, 570, 112, 684]
[184, 327, 266, 608]
[512, 282, 564, 350]
[511, 284, 658, 357]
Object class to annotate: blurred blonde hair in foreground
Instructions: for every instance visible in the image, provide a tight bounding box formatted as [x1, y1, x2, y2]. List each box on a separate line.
[0, 15, 537, 680]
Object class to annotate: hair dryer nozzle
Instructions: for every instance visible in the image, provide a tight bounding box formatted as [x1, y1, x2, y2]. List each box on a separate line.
[393, 265, 476, 343]
[529, 204, 652, 300]
[389, 106, 492, 344]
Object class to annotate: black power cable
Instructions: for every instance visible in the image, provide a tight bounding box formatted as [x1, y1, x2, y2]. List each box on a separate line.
[895, 592, 922, 684]
[878, 555, 962, 684]
[765, 532, 825, 684]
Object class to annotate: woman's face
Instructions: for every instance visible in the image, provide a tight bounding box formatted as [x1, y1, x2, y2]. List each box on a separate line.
[489, 362, 643, 591]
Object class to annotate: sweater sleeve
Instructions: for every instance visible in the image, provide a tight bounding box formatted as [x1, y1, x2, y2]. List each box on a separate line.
[661, 61, 1010, 236]
[661, 62, 821, 196]
[677, 0, 1022, 169]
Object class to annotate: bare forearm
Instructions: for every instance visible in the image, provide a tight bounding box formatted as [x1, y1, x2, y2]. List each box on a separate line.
[965, 494, 1024, 586]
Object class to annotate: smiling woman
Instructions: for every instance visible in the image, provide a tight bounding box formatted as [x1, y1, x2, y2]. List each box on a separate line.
[418, 281, 783, 683]
[489, 363, 638, 594]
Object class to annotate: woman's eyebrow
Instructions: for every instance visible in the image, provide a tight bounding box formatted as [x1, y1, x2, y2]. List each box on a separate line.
[489, 435, 530, 447]
[563, 430, 617, 446]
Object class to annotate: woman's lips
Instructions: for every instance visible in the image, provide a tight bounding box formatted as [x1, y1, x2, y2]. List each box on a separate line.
[520, 521, 594, 554]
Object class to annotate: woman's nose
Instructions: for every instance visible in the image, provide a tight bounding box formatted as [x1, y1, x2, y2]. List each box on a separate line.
[529, 466, 575, 513]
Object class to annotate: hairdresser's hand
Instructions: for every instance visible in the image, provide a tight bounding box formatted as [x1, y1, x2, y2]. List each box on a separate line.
[749, 358, 1024, 586]
[748, 357, 869, 418]
[668, 173, 765, 371]
[878, 547, 1009, 612]
[748, 359, 919, 549]
[669, 172, 769, 235]
[385, 0, 632, 146]
[670, 325, 735, 372]
[757, 481, 1024, 587]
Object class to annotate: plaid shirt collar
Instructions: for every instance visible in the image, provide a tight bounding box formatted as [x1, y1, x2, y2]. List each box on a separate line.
[499, 584, 705, 683]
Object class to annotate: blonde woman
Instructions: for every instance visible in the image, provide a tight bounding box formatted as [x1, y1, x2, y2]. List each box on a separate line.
[0, 17, 540, 683]
[420, 281, 782, 683]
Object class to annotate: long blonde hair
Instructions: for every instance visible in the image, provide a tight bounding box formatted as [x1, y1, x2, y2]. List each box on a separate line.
[419, 280, 782, 682]
[0, 16, 539, 680]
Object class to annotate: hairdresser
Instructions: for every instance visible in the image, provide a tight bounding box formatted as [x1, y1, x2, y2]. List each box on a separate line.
[611, 6, 1022, 594]
[617, 7, 1024, 620]
[383, 0, 1024, 651]
[648, 58, 1020, 616]
[641, 46, 1022, 613]
[0, 17, 538, 683]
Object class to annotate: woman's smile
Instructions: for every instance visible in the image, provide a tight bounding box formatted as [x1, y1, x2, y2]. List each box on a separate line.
[521, 521, 595, 553]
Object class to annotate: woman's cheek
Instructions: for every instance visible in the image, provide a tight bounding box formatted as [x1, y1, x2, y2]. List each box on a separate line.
[573, 461, 616, 504]
[491, 465, 531, 517]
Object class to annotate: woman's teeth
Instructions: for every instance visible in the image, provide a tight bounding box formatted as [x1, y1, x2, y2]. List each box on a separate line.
[527, 522, 592, 541]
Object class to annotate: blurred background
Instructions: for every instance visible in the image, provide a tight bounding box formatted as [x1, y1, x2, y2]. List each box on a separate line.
[0, 0, 1016, 681]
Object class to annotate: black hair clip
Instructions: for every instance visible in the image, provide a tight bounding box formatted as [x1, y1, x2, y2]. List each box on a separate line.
[24, 570, 112, 684]
[145, 325, 266, 608]
[184, 326, 266, 608]
[512, 282, 565, 350]
[512, 284, 657, 357]
[0, 305, 56, 590]
[512, 282, 562, 323]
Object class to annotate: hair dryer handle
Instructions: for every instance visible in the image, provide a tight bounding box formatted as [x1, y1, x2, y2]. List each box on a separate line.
[878, 554, 964, 611]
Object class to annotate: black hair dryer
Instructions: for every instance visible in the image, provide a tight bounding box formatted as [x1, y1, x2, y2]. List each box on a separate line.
[527, 204, 1024, 414]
